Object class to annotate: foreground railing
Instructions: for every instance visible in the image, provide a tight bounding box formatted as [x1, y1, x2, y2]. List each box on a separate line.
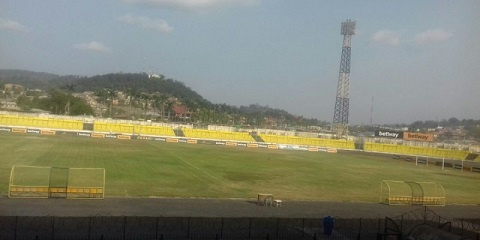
[0, 208, 479, 240]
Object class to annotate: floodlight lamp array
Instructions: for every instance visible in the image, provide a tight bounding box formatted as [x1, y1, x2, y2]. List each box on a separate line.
[341, 20, 356, 36]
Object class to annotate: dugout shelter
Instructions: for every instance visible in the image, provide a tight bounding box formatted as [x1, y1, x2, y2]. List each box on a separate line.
[8, 165, 105, 199]
[380, 180, 445, 206]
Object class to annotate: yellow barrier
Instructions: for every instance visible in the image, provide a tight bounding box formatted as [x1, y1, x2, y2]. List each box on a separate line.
[93, 122, 175, 136]
[0, 115, 83, 130]
[259, 134, 355, 149]
[183, 129, 255, 142]
[94, 122, 134, 134]
[137, 125, 175, 136]
[365, 142, 470, 160]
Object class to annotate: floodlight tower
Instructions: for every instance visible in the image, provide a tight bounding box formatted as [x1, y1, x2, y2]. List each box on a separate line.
[332, 19, 356, 137]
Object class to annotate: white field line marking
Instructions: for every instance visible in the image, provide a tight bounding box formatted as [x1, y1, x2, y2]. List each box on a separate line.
[146, 141, 229, 185]
[178, 157, 228, 185]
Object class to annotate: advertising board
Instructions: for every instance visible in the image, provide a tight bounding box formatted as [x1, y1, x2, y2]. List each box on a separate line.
[78, 132, 91, 137]
[91, 133, 105, 138]
[27, 129, 41, 134]
[12, 128, 27, 133]
[0, 127, 12, 132]
[41, 130, 56, 135]
[403, 132, 434, 142]
[117, 135, 131, 140]
[166, 138, 179, 143]
[375, 130, 403, 139]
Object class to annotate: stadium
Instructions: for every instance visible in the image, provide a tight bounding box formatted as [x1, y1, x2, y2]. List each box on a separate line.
[1, 3, 480, 238]
[1, 112, 479, 239]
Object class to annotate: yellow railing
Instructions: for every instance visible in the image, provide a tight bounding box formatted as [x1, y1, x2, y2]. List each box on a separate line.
[94, 122, 175, 136]
[259, 134, 355, 149]
[183, 129, 255, 142]
[364, 142, 469, 160]
[0, 115, 83, 130]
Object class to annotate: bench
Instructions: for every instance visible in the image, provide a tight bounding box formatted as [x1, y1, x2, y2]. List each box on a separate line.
[257, 193, 273, 206]
[386, 196, 444, 205]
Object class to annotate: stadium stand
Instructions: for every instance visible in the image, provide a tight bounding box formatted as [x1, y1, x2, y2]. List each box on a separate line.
[364, 142, 470, 160]
[182, 129, 255, 142]
[259, 134, 355, 149]
[249, 132, 265, 142]
[93, 121, 175, 136]
[0, 113, 476, 160]
[93, 122, 175, 136]
[94, 122, 135, 134]
[0, 114, 83, 130]
[136, 125, 175, 136]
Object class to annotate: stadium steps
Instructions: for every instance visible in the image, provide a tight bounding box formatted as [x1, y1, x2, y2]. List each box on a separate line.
[249, 132, 264, 142]
[83, 123, 94, 131]
[354, 138, 365, 150]
[174, 128, 185, 137]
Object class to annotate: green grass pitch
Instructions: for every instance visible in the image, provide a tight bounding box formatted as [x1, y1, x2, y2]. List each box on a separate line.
[0, 133, 479, 204]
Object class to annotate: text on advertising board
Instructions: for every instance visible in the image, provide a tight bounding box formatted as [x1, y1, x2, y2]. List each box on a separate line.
[403, 132, 434, 142]
[375, 130, 403, 139]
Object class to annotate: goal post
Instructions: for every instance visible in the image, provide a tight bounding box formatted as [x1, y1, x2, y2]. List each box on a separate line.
[8, 165, 105, 199]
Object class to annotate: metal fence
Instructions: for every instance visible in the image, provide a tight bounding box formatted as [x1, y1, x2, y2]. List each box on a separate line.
[0, 216, 384, 240]
[0, 208, 479, 240]
[386, 206, 480, 239]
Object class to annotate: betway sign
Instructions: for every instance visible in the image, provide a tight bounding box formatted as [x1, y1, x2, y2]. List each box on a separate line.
[403, 132, 434, 142]
[375, 130, 403, 139]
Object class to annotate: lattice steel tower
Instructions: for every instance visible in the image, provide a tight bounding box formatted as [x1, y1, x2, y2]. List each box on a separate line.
[332, 19, 356, 137]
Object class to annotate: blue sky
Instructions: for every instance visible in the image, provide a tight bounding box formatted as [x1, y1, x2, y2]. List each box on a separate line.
[1, 0, 479, 124]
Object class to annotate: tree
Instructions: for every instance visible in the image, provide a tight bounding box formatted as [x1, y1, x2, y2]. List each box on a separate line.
[158, 94, 169, 120]
[95, 89, 108, 105]
[164, 99, 175, 121]
[107, 88, 117, 118]
[36, 89, 93, 115]
[410, 121, 423, 131]
[140, 93, 151, 118]
[16, 94, 34, 111]
[125, 88, 139, 115]
[448, 117, 460, 127]
[0, 82, 4, 96]
[151, 93, 169, 120]
[61, 83, 75, 93]
[468, 126, 480, 140]
[183, 99, 199, 122]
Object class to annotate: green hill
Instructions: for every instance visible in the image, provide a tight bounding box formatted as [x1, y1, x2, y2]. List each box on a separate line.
[0, 69, 325, 127]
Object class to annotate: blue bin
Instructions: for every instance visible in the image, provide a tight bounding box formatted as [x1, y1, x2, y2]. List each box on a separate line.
[323, 216, 334, 236]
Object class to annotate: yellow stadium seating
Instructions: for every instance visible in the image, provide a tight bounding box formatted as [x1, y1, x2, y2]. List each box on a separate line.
[0, 114, 472, 159]
[364, 142, 469, 160]
[259, 134, 355, 149]
[94, 122, 135, 134]
[137, 125, 175, 136]
[0, 115, 83, 130]
[182, 129, 255, 142]
[92, 122, 174, 136]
